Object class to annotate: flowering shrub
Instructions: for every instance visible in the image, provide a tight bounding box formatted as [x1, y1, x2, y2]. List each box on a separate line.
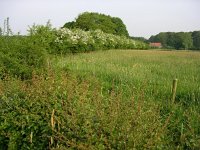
[27, 22, 148, 54]
[54, 28, 95, 53]
[54, 28, 148, 54]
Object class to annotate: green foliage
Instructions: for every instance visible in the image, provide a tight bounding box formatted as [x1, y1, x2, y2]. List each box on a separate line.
[0, 72, 164, 149]
[25, 21, 148, 55]
[53, 28, 148, 54]
[149, 32, 194, 50]
[174, 32, 193, 50]
[110, 17, 129, 37]
[0, 20, 147, 80]
[0, 36, 47, 79]
[55, 50, 200, 149]
[63, 21, 76, 29]
[63, 12, 129, 37]
[192, 31, 200, 50]
[166, 32, 177, 49]
[28, 21, 57, 53]
[1, 50, 200, 149]
[130, 36, 148, 43]
[1, 17, 199, 149]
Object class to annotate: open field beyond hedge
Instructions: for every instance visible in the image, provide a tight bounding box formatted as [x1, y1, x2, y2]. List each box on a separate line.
[53, 49, 200, 148]
[55, 49, 200, 102]
[1, 49, 200, 149]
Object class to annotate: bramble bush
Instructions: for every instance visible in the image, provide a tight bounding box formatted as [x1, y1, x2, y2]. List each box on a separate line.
[0, 71, 167, 149]
[0, 36, 47, 80]
[27, 21, 57, 54]
[0, 21, 58, 80]
[1, 71, 199, 149]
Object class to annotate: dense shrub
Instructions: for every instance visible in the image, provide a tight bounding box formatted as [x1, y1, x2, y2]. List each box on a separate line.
[0, 72, 164, 149]
[0, 71, 199, 149]
[28, 21, 57, 54]
[54, 28, 148, 54]
[27, 22, 149, 54]
[0, 36, 47, 79]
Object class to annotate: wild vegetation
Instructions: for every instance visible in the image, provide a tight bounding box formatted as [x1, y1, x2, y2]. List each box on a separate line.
[0, 36, 47, 80]
[0, 16, 200, 149]
[56, 50, 200, 148]
[0, 20, 147, 79]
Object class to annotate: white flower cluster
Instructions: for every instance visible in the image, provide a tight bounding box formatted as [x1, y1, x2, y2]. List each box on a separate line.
[54, 28, 147, 52]
[55, 28, 94, 45]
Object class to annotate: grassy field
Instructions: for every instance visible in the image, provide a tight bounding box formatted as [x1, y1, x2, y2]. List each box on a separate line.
[51, 50, 200, 149]
[55, 50, 200, 102]
[1, 49, 200, 149]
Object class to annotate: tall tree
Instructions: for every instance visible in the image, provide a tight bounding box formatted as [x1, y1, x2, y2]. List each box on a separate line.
[63, 21, 76, 29]
[63, 12, 129, 37]
[192, 31, 200, 50]
[149, 32, 193, 50]
[174, 32, 193, 50]
[111, 17, 129, 37]
[156, 32, 168, 47]
[166, 32, 176, 48]
[130, 36, 148, 43]
[149, 33, 168, 47]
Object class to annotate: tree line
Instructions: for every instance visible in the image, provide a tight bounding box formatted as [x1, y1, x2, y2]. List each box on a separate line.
[149, 31, 200, 50]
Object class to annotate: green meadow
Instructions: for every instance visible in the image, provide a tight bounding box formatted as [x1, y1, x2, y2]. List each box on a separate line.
[1, 48, 200, 149]
[48, 49, 200, 149]
[55, 50, 200, 102]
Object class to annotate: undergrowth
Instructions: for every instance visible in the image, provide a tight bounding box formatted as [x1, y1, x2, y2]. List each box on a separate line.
[0, 70, 199, 149]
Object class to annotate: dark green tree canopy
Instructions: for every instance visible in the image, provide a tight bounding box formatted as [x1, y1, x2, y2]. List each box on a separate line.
[130, 36, 148, 43]
[63, 12, 129, 37]
[192, 31, 200, 50]
[149, 31, 197, 50]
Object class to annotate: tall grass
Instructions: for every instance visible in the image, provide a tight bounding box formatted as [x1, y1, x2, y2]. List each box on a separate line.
[0, 50, 200, 149]
[53, 49, 200, 149]
[55, 50, 200, 100]
[0, 71, 170, 149]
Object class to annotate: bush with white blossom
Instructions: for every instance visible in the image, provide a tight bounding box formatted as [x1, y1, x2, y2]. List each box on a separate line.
[54, 28, 148, 54]
[27, 23, 148, 54]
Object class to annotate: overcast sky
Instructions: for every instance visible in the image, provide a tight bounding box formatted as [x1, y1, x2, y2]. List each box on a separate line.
[1, 0, 200, 38]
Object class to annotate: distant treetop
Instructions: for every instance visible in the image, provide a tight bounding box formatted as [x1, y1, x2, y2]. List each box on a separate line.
[149, 31, 200, 50]
[63, 12, 129, 37]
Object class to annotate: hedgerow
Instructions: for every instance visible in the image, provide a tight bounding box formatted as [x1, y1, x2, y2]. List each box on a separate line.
[26, 23, 148, 55]
[53, 28, 148, 54]
[0, 21, 148, 79]
[0, 36, 47, 80]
